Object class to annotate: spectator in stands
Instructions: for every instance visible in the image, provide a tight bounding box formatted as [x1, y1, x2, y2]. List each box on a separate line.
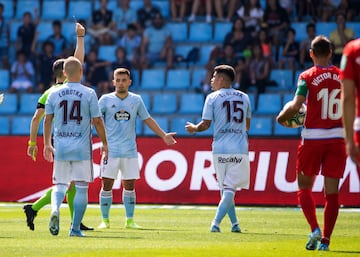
[278, 27, 299, 71]
[347, 0, 360, 21]
[236, 0, 264, 36]
[88, 0, 115, 45]
[46, 20, 68, 58]
[233, 56, 251, 92]
[248, 43, 271, 94]
[9, 50, 35, 93]
[137, 0, 161, 30]
[140, 12, 174, 70]
[84, 49, 111, 97]
[31, 37, 56, 93]
[0, 3, 9, 69]
[279, 0, 296, 18]
[257, 27, 274, 66]
[202, 44, 238, 95]
[299, 22, 316, 69]
[262, 0, 290, 61]
[320, 0, 347, 22]
[188, 0, 213, 23]
[110, 47, 132, 79]
[170, 0, 187, 21]
[295, 0, 319, 22]
[329, 12, 354, 66]
[117, 23, 141, 69]
[223, 17, 253, 58]
[16, 11, 39, 59]
[213, 0, 239, 22]
[113, 0, 137, 37]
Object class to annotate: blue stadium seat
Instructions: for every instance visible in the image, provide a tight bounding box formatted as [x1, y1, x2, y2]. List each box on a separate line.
[191, 68, 206, 88]
[61, 21, 76, 42]
[129, 0, 143, 12]
[154, 0, 170, 18]
[199, 44, 216, 65]
[189, 22, 213, 42]
[178, 93, 204, 114]
[316, 22, 337, 37]
[0, 117, 10, 135]
[170, 116, 194, 136]
[18, 93, 41, 114]
[67, 1, 92, 20]
[10, 21, 22, 43]
[166, 69, 191, 89]
[0, 69, 10, 91]
[98, 45, 117, 62]
[93, 0, 117, 10]
[0, 94, 18, 114]
[36, 21, 53, 42]
[152, 93, 177, 114]
[2, 0, 14, 19]
[143, 116, 168, 136]
[282, 93, 294, 105]
[269, 69, 294, 91]
[175, 44, 193, 59]
[131, 69, 140, 89]
[248, 117, 272, 136]
[16, 0, 40, 19]
[168, 22, 188, 42]
[255, 93, 282, 115]
[291, 22, 308, 42]
[247, 93, 256, 113]
[11, 116, 32, 135]
[140, 69, 165, 90]
[273, 121, 300, 136]
[41, 0, 66, 20]
[213, 22, 232, 42]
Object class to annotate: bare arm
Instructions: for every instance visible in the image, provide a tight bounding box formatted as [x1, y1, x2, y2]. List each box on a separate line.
[74, 23, 85, 64]
[92, 116, 109, 161]
[27, 108, 44, 161]
[43, 113, 54, 162]
[276, 95, 306, 126]
[185, 119, 211, 134]
[341, 79, 359, 165]
[144, 117, 177, 145]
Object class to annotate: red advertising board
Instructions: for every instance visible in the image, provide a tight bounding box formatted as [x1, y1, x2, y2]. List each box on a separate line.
[0, 136, 359, 206]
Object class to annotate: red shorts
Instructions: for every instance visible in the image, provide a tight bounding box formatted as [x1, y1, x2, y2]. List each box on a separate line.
[296, 138, 346, 179]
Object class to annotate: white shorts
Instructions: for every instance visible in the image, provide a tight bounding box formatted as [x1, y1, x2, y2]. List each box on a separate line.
[100, 157, 140, 180]
[53, 160, 93, 184]
[213, 154, 250, 190]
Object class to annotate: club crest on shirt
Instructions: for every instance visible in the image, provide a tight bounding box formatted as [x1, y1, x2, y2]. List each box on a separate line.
[114, 110, 130, 122]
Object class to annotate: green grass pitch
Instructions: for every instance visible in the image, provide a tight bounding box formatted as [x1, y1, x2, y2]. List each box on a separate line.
[0, 203, 359, 257]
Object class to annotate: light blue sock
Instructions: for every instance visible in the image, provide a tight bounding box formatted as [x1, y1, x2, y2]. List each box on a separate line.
[213, 189, 235, 226]
[219, 189, 238, 225]
[71, 182, 88, 232]
[51, 184, 67, 214]
[99, 189, 112, 219]
[227, 203, 238, 226]
[122, 189, 135, 219]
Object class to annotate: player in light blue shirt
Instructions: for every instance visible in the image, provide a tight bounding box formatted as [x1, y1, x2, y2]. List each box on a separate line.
[186, 64, 251, 233]
[44, 56, 108, 237]
[97, 68, 176, 229]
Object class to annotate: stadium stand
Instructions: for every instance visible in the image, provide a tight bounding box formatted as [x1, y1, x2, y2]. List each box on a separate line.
[18, 93, 41, 115]
[143, 116, 168, 136]
[152, 93, 177, 114]
[3, 0, 354, 138]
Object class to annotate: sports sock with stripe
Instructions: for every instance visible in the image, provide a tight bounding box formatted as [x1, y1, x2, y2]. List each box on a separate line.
[123, 189, 135, 219]
[297, 189, 319, 231]
[99, 189, 112, 220]
[213, 189, 235, 226]
[72, 183, 88, 232]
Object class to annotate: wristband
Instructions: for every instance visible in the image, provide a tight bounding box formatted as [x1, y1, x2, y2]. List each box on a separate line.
[77, 35, 85, 37]
[28, 140, 36, 146]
